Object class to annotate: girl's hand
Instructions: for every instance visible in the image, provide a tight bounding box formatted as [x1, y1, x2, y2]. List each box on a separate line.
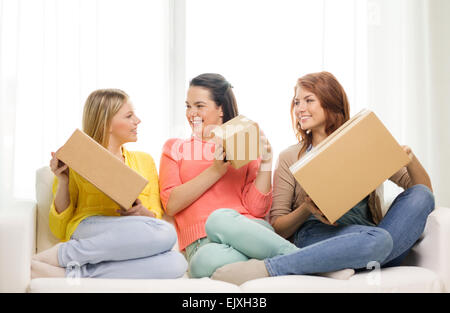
[116, 199, 156, 218]
[259, 129, 273, 172]
[304, 196, 338, 226]
[50, 152, 69, 183]
[260, 129, 273, 164]
[211, 141, 231, 176]
[401, 145, 415, 164]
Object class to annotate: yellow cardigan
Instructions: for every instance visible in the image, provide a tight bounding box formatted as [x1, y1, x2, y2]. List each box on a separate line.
[49, 148, 163, 241]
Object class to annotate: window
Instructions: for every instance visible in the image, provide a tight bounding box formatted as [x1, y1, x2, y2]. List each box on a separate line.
[1, 0, 369, 203]
[0, 0, 171, 201]
[184, 0, 368, 163]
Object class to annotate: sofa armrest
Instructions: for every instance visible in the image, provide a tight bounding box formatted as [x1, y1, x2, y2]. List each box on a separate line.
[403, 207, 450, 292]
[0, 201, 36, 292]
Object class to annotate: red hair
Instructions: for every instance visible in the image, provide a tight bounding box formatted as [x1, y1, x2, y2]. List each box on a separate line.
[290, 72, 350, 158]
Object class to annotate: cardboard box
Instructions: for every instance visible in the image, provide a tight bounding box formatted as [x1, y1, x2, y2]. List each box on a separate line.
[289, 109, 410, 224]
[212, 115, 260, 169]
[55, 129, 148, 210]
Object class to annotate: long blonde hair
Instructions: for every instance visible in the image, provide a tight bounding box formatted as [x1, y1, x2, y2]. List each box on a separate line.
[82, 89, 129, 148]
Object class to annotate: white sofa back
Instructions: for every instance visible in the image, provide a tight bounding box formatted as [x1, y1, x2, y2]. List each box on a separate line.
[35, 167, 60, 253]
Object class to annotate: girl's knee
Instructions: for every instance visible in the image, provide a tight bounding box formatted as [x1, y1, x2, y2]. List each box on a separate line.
[150, 220, 178, 250]
[205, 209, 239, 238]
[133, 218, 178, 252]
[153, 219, 177, 246]
[365, 228, 393, 264]
[206, 209, 237, 228]
[410, 184, 435, 214]
[168, 251, 188, 278]
[188, 243, 247, 278]
[188, 245, 217, 278]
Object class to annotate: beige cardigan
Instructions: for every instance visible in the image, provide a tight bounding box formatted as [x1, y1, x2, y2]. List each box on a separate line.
[270, 143, 413, 232]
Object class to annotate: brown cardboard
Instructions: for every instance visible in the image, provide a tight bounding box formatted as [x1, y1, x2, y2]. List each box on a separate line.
[290, 109, 410, 224]
[212, 115, 260, 169]
[55, 129, 148, 210]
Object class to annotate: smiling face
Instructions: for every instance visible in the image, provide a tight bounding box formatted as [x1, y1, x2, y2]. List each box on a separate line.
[109, 100, 141, 145]
[185, 86, 224, 137]
[293, 86, 327, 133]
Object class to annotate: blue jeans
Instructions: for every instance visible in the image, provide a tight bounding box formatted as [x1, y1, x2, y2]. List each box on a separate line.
[58, 216, 187, 279]
[265, 184, 435, 276]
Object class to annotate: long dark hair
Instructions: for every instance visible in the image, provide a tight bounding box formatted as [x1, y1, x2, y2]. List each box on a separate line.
[189, 73, 239, 123]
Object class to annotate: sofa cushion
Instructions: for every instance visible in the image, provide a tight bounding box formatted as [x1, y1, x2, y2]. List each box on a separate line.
[35, 167, 60, 253]
[29, 267, 443, 293]
[0, 203, 36, 292]
[28, 277, 241, 293]
[239, 266, 444, 293]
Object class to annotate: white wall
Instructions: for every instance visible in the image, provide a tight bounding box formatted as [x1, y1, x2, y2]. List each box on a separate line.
[367, 0, 450, 207]
[1, 0, 448, 208]
[427, 0, 450, 207]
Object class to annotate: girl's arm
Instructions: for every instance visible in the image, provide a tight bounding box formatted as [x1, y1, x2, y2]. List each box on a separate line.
[142, 153, 163, 218]
[54, 179, 71, 214]
[159, 139, 230, 217]
[253, 130, 273, 194]
[240, 131, 274, 218]
[165, 159, 229, 216]
[270, 149, 312, 238]
[49, 171, 78, 240]
[50, 152, 71, 213]
[403, 145, 433, 192]
[272, 202, 312, 239]
[254, 161, 272, 194]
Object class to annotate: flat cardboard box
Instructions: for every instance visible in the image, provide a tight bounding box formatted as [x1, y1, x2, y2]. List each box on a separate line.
[289, 109, 410, 224]
[55, 129, 148, 210]
[212, 115, 260, 169]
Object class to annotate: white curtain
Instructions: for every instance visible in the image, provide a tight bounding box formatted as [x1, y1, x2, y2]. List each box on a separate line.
[1, 0, 448, 208]
[183, 0, 369, 170]
[0, 0, 171, 205]
[367, 0, 450, 207]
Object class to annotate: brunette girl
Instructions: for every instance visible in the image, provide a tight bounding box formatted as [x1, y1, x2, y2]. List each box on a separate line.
[212, 72, 434, 285]
[159, 73, 301, 278]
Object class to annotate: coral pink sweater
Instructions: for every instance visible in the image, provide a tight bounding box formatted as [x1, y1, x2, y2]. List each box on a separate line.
[159, 137, 273, 251]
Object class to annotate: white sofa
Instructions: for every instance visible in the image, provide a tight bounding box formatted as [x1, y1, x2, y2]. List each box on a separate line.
[1, 166, 449, 293]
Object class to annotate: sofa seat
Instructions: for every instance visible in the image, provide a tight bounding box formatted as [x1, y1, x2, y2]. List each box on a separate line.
[27, 266, 443, 293]
[1, 166, 449, 293]
[239, 266, 443, 293]
[28, 277, 241, 293]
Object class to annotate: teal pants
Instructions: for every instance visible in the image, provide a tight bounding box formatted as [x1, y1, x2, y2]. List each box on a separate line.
[186, 208, 299, 278]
